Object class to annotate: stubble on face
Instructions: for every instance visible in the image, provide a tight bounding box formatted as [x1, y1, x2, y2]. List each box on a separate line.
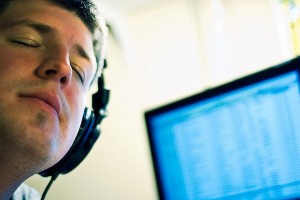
[0, 0, 95, 174]
[36, 110, 50, 127]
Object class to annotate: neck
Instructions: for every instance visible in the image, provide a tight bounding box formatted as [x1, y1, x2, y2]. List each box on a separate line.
[0, 146, 37, 200]
[0, 159, 24, 200]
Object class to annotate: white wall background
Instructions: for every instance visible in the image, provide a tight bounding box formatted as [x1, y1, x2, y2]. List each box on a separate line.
[26, 0, 295, 199]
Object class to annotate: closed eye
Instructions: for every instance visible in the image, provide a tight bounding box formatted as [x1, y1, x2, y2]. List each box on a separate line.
[71, 63, 85, 84]
[11, 38, 40, 48]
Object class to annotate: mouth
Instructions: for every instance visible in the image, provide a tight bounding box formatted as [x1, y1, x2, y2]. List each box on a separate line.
[19, 92, 61, 115]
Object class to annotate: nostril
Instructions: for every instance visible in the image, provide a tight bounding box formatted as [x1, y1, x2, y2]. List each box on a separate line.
[37, 61, 72, 88]
[45, 69, 57, 75]
[60, 76, 68, 84]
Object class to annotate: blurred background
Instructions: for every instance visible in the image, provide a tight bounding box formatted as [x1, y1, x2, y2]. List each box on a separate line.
[26, 0, 300, 199]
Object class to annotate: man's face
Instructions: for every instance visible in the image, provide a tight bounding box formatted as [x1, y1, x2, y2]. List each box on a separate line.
[0, 0, 96, 171]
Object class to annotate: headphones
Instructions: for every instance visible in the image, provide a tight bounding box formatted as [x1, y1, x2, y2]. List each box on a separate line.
[39, 60, 110, 178]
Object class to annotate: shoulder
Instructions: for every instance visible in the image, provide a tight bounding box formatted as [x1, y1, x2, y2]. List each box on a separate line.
[11, 183, 41, 200]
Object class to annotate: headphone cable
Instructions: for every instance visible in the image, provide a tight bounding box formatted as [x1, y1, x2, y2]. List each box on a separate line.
[41, 174, 59, 200]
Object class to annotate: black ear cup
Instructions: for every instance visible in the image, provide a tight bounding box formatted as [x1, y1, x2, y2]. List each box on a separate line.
[39, 108, 98, 177]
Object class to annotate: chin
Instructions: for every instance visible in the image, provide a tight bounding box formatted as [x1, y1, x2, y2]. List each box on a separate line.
[47, 126, 78, 165]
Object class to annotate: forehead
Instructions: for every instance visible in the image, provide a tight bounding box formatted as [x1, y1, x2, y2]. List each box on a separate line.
[0, 0, 97, 72]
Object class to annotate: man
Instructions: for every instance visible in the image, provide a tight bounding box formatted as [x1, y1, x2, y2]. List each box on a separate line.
[0, 0, 108, 199]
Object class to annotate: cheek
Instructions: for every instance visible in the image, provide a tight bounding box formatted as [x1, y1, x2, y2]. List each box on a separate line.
[0, 52, 35, 95]
[66, 85, 86, 116]
[56, 86, 87, 161]
[0, 48, 39, 77]
[64, 87, 86, 141]
[0, 49, 20, 71]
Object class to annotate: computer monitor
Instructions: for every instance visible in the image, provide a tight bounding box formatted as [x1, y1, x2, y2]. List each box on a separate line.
[145, 57, 300, 200]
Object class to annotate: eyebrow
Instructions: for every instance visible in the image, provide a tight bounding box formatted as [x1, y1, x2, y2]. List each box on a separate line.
[7, 19, 93, 63]
[8, 19, 55, 34]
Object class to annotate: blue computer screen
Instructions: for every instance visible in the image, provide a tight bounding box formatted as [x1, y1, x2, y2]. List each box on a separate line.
[146, 63, 300, 200]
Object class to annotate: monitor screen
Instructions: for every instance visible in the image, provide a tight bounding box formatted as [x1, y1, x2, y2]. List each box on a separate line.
[145, 57, 300, 200]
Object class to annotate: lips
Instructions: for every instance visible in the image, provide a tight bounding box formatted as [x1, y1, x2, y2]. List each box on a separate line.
[20, 92, 61, 115]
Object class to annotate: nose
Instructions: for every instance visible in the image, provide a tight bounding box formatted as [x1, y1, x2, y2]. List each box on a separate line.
[36, 47, 72, 89]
